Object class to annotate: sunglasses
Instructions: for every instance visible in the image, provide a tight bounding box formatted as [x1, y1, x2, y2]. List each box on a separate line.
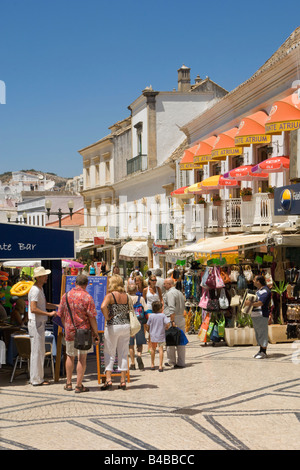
[150, 279, 157, 282]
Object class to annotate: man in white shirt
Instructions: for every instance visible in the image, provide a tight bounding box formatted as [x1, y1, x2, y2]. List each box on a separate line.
[28, 267, 57, 386]
[163, 278, 186, 368]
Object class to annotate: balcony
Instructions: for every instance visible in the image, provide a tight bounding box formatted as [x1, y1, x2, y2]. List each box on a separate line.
[187, 193, 287, 235]
[127, 154, 147, 175]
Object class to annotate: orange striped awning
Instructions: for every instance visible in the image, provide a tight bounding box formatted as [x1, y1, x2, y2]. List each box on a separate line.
[265, 92, 300, 135]
[211, 128, 243, 160]
[193, 136, 217, 165]
[179, 144, 203, 170]
[235, 111, 271, 146]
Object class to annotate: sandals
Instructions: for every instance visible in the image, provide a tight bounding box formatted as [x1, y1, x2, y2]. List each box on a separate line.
[101, 381, 113, 391]
[137, 357, 144, 370]
[64, 383, 73, 391]
[75, 385, 89, 394]
[118, 382, 126, 390]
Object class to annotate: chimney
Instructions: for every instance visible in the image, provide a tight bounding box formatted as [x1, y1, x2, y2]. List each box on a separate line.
[177, 65, 191, 92]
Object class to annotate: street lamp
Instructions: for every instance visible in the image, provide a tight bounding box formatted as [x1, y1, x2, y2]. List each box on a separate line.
[6, 211, 28, 224]
[45, 199, 74, 228]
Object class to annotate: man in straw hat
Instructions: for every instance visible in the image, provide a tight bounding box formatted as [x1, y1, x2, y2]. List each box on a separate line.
[28, 266, 58, 386]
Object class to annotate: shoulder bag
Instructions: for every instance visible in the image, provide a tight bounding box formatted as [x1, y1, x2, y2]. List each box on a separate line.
[66, 293, 93, 351]
[127, 294, 141, 337]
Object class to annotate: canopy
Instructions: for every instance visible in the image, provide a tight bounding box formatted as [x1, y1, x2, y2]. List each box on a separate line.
[119, 241, 148, 261]
[62, 259, 85, 268]
[265, 92, 300, 135]
[252, 156, 290, 174]
[235, 111, 271, 147]
[223, 165, 268, 181]
[1, 260, 41, 268]
[170, 186, 194, 199]
[211, 128, 243, 160]
[179, 145, 203, 170]
[187, 175, 240, 194]
[193, 136, 217, 164]
[166, 233, 267, 257]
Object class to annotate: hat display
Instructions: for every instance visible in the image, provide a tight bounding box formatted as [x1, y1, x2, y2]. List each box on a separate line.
[33, 266, 51, 278]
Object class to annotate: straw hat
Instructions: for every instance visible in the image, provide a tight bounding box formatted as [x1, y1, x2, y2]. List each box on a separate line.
[33, 266, 51, 278]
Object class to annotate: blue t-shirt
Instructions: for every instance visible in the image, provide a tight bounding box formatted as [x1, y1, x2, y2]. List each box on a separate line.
[147, 313, 170, 342]
[252, 286, 271, 318]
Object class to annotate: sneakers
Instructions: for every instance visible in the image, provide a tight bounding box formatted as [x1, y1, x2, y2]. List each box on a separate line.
[254, 351, 267, 359]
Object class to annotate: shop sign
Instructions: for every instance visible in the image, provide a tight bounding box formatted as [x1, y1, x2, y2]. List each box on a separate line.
[274, 183, 300, 215]
[211, 147, 243, 158]
[235, 134, 271, 146]
[194, 155, 212, 164]
[179, 162, 203, 170]
[266, 120, 300, 134]
[0, 223, 75, 260]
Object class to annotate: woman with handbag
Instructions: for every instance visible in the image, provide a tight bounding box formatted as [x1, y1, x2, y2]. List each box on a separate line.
[101, 275, 131, 390]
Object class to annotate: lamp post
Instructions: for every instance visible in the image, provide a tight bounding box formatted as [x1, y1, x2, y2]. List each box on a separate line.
[45, 199, 74, 228]
[6, 211, 28, 224]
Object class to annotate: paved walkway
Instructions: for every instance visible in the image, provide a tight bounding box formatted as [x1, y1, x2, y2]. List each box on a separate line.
[1, 336, 300, 451]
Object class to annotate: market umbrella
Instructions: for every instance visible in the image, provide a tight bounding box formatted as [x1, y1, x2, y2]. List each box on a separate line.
[251, 156, 290, 173]
[170, 186, 194, 199]
[223, 165, 269, 181]
[62, 259, 85, 268]
[187, 175, 239, 194]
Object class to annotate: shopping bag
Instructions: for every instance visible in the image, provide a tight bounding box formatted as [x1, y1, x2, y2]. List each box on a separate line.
[210, 325, 220, 342]
[217, 316, 225, 337]
[215, 267, 225, 288]
[198, 314, 210, 342]
[199, 289, 209, 309]
[219, 288, 229, 309]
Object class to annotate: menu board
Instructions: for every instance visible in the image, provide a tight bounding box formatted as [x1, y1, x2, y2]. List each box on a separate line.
[65, 275, 108, 331]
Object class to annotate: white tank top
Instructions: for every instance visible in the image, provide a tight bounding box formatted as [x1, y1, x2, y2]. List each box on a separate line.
[146, 286, 160, 310]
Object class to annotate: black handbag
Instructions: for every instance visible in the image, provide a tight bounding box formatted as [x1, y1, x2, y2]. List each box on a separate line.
[166, 326, 181, 346]
[66, 293, 92, 351]
[206, 298, 219, 312]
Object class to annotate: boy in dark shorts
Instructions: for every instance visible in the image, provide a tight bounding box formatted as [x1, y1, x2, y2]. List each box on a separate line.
[146, 301, 170, 372]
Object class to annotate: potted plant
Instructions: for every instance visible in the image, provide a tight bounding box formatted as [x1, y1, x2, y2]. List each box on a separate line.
[266, 186, 276, 199]
[197, 196, 206, 207]
[212, 194, 222, 206]
[268, 281, 293, 343]
[225, 314, 257, 347]
[240, 187, 253, 201]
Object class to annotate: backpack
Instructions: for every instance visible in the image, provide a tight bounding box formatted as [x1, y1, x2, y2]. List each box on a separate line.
[134, 295, 147, 324]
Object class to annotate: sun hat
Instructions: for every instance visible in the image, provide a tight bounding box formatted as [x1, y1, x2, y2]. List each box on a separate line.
[33, 266, 51, 278]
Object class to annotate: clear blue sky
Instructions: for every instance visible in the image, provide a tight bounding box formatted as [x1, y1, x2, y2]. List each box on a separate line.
[0, 0, 299, 178]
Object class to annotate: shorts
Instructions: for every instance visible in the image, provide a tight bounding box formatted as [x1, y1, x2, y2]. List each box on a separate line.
[129, 324, 147, 346]
[150, 341, 165, 349]
[65, 340, 92, 357]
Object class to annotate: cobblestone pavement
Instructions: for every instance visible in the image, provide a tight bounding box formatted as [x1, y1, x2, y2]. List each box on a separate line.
[1, 336, 300, 451]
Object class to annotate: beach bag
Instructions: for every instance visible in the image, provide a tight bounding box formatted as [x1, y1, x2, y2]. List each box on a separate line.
[237, 271, 247, 290]
[210, 324, 220, 342]
[206, 321, 215, 340]
[215, 267, 225, 288]
[127, 294, 141, 337]
[219, 288, 229, 309]
[217, 316, 225, 337]
[229, 268, 239, 283]
[230, 288, 240, 307]
[206, 268, 216, 289]
[198, 314, 210, 342]
[166, 326, 181, 346]
[179, 329, 189, 346]
[243, 265, 253, 282]
[199, 289, 209, 309]
[201, 267, 210, 288]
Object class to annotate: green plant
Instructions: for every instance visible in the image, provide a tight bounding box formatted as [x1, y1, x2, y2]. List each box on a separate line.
[272, 281, 288, 324]
[198, 197, 206, 204]
[266, 186, 276, 193]
[212, 194, 221, 202]
[236, 313, 253, 328]
[240, 187, 253, 196]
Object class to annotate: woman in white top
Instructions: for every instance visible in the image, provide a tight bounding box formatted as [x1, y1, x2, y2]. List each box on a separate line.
[143, 276, 163, 313]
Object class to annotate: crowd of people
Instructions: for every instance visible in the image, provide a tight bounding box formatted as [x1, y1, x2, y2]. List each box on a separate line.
[1, 261, 272, 392]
